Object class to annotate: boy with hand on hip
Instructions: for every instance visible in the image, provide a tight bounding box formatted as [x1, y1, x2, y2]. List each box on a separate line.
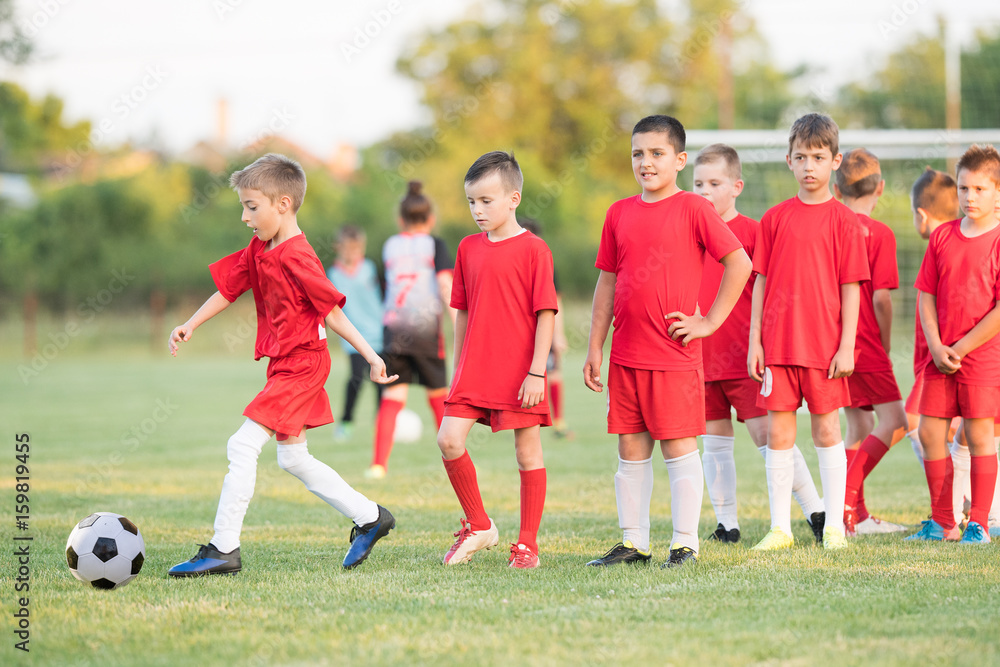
[167, 154, 397, 576]
[748, 114, 869, 552]
[437, 151, 558, 569]
[584, 115, 751, 569]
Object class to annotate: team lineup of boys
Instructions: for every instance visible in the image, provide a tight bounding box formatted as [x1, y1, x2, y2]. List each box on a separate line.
[166, 111, 1000, 575]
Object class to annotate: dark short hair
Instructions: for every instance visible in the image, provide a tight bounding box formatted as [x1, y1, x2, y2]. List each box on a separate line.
[836, 148, 882, 199]
[632, 115, 685, 154]
[911, 167, 959, 220]
[694, 143, 741, 181]
[465, 151, 523, 193]
[788, 113, 839, 157]
[400, 180, 432, 224]
[956, 144, 1000, 186]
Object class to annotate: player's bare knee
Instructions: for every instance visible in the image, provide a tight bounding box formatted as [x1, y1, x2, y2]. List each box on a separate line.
[437, 431, 465, 459]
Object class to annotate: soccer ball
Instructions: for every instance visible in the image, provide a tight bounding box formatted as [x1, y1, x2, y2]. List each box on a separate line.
[65, 512, 145, 590]
[393, 408, 423, 444]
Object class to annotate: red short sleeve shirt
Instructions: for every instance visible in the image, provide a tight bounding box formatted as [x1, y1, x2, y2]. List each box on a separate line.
[914, 219, 1000, 385]
[854, 214, 899, 373]
[699, 213, 759, 381]
[753, 197, 870, 369]
[447, 231, 559, 413]
[595, 192, 743, 371]
[209, 235, 346, 360]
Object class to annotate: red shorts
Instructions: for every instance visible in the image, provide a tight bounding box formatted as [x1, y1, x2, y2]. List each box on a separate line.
[918, 375, 1000, 419]
[705, 378, 767, 422]
[847, 370, 903, 410]
[607, 363, 705, 440]
[444, 402, 551, 432]
[904, 368, 925, 415]
[244, 349, 334, 440]
[756, 365, 851, 415]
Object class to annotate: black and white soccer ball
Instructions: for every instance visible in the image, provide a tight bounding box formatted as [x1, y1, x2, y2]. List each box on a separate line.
[65, 512, 145, 589]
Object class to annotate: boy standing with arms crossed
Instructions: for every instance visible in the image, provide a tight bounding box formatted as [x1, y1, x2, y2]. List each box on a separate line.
[437, 152, 558, 569]
[909, 145, 1000, 545]
[832, 149, 909, 536]
[748, 114, 870, 552]
[584, 116, 751, 568]
[167, 154, 397, 576]
[693, 144, 825, 544]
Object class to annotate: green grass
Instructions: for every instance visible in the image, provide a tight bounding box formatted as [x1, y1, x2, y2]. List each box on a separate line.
[1, 306, 999, 666]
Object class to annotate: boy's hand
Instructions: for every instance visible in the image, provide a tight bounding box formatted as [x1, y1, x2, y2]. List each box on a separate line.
[666, 305, 714, 347]
[583, 349, 604, 392]
[168, 324, 193, 357]
[747, 339, 765, 382]
[518, 374, 546, 408]
[828, 347, 855, 379]
[368, 356, 400, 384]
[929, 342, 961, 375]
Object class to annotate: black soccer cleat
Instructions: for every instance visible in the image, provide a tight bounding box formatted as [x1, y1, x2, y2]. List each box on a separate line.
[662, 545, 698, 569]
[343, 505, 395, 570]
[706, 523, 741, 544]
[586, 541, 652, 567]
[807, 511, 826, 545]
[168, 543, 241, 577]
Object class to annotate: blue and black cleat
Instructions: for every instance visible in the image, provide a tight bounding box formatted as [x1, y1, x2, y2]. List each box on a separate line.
[343, 505, 395, 570]
[168, 543, 241, 577]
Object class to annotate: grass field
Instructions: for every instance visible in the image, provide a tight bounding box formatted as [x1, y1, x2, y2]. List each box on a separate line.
[2, 305, 999, 666]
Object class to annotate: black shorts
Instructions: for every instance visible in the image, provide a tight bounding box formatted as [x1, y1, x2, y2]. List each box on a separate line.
[383, 351, 448, 389]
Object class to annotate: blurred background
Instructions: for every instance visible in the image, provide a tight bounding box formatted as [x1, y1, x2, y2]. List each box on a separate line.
[2, 0, 999, 366]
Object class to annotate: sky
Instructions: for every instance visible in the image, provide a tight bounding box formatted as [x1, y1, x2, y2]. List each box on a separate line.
[2, 0, 999, 160]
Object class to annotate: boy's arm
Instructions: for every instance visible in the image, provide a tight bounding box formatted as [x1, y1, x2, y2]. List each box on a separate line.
[583, 270, 616, 392]
[325, 306, 399, 384]
[437, 270, 458, 327]
[452, 309, 468, 371]
[519, 309, 556, 408]
[829, 282, 860, 379]
[168, 291, 232, 356]
[918, 291, 961, 374]
[552, 294, 568, 357]
[873, 288, 893, 353]
[951, 301, 1000, 361]
[747, 276, 765, 382]
[667, 248, 751, 345]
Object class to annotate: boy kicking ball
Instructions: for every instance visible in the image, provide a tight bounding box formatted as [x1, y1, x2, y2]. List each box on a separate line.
[167, 154, 397, 576]
[436, 151, 558, 569]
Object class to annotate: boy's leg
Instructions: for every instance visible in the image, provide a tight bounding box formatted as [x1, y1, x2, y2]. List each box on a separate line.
[616, 432, 656, 551]
[949, 428, 971, 526]
[754, 410, 797, 547]
[749, 418, 824, 523]
[811, 410, 848, 544]
[370, 384, 408, 475]
[439, 415, 499, 564]
[845, 400, 908, 529]
[702, 419, 738, 534]
[965, 417, 998, 534]
[342, 353, 368, 423]
[513, 425, 546, 564]
[917, 415, 957, 533]
[843, 407, 874, 520]
[662, 436, 703, 563]
[427, 387, 447, 430]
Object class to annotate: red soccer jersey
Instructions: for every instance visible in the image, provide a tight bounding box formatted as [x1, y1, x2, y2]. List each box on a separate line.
[210, 234, 346, 360]
[699, 213, 759, 381]
[447, 231, 559, 413]
[596, 192, 743, 371]
[753, 197, 870, 369]
[913, 308, 929, 379]
[914, 219, 1000, 385]
[854, 214, 899, 373]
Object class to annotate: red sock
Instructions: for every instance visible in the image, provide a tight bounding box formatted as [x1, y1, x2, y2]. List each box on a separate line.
[923, 457, 955, 530]
[845, 448, 862, 512]
[442, 451, 490, 531]
[969, 454, 998, 528]
[428, 394, 446, 430]
[549, 380, 563, 421]
[373, 399, 404, 468]
[846, 435, 890, 520]
[517, 468, 546, 553]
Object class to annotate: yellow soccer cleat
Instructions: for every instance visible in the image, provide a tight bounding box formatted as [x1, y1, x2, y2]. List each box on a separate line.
[750, 526, 794, 551]
[822, 526, 850, 550]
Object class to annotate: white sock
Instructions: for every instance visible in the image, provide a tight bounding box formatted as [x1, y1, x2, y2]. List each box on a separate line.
[907, 429, 924, 463]
[702, 435, 738, 530]
[950, 439, 971, 525]
[758, 444, 824, 518]
[211, 420, 271, 553]
[277, 442, 379, 526]
[614, 457, 653, 552]
[816, 442, 847, 537]
[764, 447, 795, 536]
[664, 450, 703, 553]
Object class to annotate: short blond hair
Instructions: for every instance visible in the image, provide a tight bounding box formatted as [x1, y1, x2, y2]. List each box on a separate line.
[694, 144, 742, 181]
[788, 113, 839, 157]
[229, 153, 307, 212]
[836, 148, 882, 199]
